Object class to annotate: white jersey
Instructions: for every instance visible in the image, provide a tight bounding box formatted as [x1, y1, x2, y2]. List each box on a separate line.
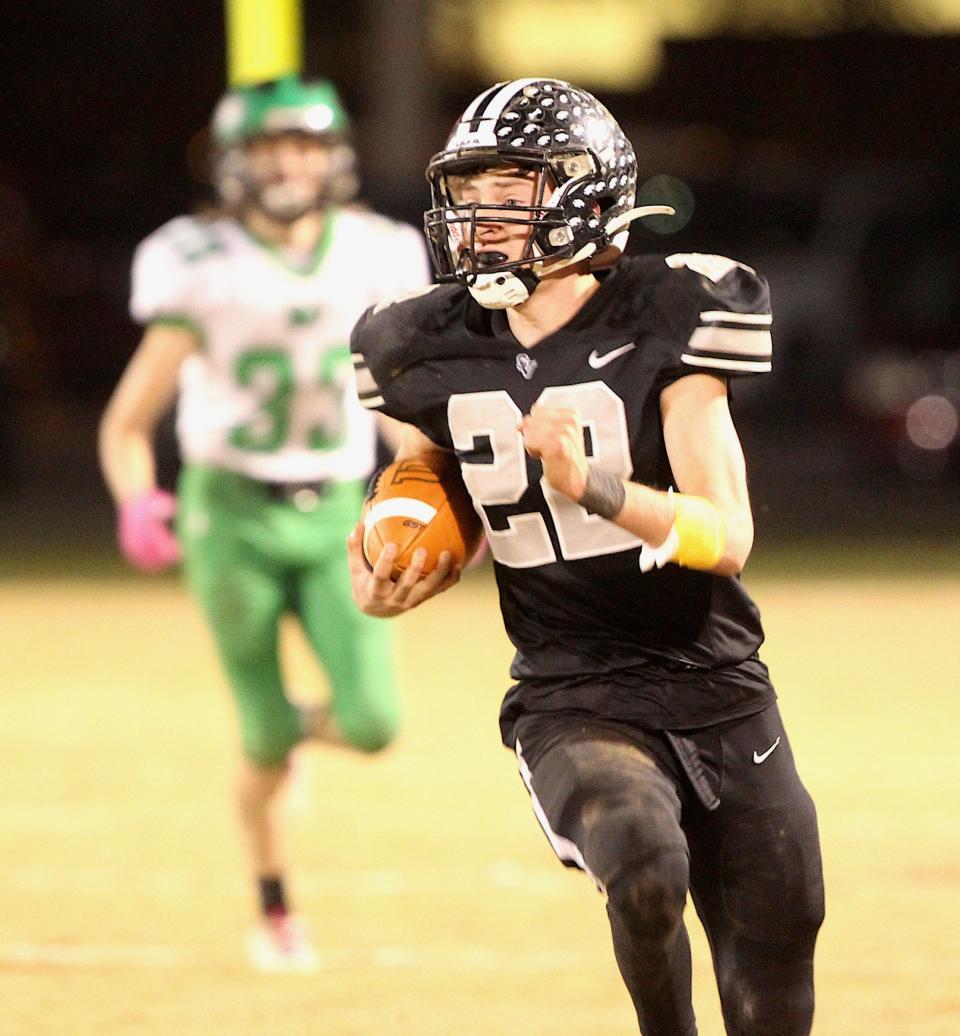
[130, 208, 430, 482]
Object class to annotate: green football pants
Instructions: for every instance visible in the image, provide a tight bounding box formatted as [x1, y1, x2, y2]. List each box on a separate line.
[177, 464, 398, 766]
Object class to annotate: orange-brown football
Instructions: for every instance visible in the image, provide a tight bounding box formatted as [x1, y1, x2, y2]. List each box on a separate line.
[361, 454, 484, 579]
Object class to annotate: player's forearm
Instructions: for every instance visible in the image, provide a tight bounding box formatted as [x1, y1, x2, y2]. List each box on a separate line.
[594, 478, 674, 554]
[98, 328, 189, 505]
[713, 507, 753, 575]
[580, 471, 751, 576]
[98, 418, 159, 505]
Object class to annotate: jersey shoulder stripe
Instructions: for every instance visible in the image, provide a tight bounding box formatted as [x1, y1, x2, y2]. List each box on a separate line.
[685, 310, 772, 369]
[663, 253, 773, 376]
[351, 353, 384, 410]
[679, 353, 772, 374]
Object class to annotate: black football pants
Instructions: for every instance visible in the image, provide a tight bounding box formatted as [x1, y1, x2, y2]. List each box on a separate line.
[513, 704, 825, 1036]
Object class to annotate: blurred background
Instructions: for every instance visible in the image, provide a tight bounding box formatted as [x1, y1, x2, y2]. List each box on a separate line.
[2, 6, 959, 1034]
[3, 0, 960, 568]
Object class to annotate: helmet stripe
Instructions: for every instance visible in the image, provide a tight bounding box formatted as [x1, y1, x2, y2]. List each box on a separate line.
[461, 82, 505, 125]
[479, 77, 542, 122]
[462, 77, 544, 133]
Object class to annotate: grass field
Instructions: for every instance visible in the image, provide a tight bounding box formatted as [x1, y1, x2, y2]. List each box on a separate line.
[1, 564, 959, 1035]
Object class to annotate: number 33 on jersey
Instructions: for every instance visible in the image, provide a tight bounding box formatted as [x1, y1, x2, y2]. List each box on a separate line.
[130, 210, 430, 484]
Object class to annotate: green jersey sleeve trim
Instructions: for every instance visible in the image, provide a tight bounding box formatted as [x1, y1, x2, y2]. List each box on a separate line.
[148, 315, 206, 344]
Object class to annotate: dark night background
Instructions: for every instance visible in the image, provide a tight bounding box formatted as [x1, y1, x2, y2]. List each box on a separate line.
[3, 1, 960, 573]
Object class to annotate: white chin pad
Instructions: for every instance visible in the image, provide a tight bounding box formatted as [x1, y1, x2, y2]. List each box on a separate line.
[467, 271, 532, 309]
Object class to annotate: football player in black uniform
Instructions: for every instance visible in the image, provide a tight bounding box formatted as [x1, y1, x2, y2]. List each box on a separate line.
[347, 78, 824, 1036]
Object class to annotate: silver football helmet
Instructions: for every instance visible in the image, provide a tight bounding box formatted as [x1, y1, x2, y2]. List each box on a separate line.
[424, 78, 673, 308]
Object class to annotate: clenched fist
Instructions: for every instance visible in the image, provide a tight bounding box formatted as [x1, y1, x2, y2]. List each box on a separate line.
[520, 404, 589, 502]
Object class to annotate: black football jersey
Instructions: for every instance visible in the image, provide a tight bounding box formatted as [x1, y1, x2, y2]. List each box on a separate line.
[351, 253, 778, 735]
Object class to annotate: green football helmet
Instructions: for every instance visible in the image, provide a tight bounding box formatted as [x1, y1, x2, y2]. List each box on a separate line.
[211, 75, 358, 219]
[212, 76, 350, 146]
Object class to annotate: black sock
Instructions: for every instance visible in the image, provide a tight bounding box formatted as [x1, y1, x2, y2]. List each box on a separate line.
[258, 875, 288, 916]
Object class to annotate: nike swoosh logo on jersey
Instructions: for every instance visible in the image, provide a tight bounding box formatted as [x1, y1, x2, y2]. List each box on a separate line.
[588, 342, 636, 368]
[753, 737, 781, 764]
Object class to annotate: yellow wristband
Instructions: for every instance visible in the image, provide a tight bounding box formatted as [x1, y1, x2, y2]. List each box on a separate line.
[672, 493, 726, 571]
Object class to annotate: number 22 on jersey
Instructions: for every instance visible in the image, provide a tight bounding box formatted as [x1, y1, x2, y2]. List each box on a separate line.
[448, 382, 642, 569]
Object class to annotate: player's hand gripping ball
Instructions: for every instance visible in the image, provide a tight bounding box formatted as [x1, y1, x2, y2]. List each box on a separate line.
[361, 455, 484, 579]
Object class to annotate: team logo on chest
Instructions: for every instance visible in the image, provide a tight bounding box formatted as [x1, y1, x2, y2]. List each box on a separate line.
[515, 353, 538, 380]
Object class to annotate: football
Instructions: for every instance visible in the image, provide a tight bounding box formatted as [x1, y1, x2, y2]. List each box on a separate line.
[361, 454, 484, 579]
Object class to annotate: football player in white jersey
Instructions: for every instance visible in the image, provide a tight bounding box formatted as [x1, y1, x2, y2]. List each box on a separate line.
[99, 76, 431, 971]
